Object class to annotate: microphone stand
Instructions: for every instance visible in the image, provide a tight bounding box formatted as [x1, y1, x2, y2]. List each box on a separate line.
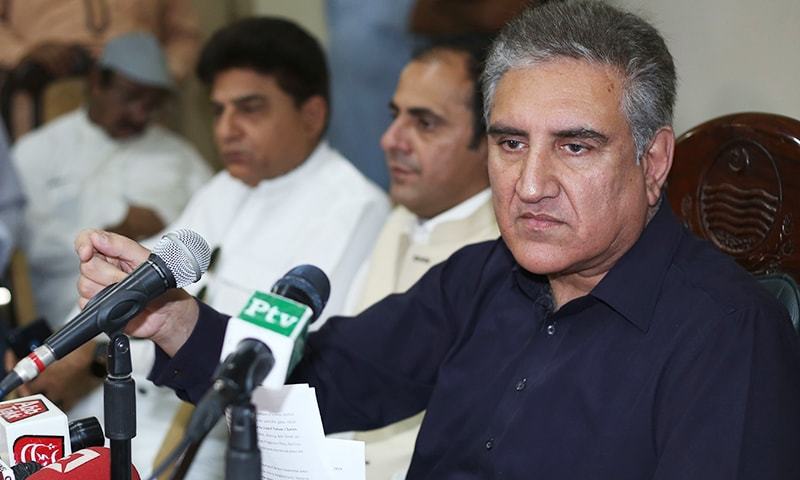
[226, 398, 261, 480]
[171, 398, 261, 480]
[104, 333, 135, 480]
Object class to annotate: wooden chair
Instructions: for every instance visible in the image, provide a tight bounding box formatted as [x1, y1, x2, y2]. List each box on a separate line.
[667, 112, 800, 331]
[0, 45, 92, 140]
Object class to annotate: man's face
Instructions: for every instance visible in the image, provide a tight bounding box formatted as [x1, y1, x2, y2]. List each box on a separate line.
[381, 50, 488, 219]
[211, 68, 322, 186]
[488, 58, 664, 282]
[90, 73, 166, 140]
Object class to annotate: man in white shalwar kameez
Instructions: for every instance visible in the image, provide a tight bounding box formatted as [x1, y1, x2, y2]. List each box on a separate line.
[12, 33, 211, 327]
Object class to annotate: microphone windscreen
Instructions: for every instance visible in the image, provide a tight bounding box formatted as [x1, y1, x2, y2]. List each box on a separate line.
[271, 264, 330, 320]
[67, 417, 104, 452]
[154, 229, 211, 288]
[26, 447, 140, 479]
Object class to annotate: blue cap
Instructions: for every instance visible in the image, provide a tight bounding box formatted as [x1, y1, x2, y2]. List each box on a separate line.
[98, 32, 174, 90]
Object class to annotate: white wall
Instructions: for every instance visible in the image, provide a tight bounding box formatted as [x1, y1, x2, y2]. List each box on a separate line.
[613, 0, 800, 136]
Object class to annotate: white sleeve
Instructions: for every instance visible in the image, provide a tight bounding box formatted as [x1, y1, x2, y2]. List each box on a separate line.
[312, 193, 390, 330]
[116, 132, 213, 225]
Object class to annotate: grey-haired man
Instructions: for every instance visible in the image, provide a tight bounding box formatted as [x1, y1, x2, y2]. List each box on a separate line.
[76, 3, 800, 478]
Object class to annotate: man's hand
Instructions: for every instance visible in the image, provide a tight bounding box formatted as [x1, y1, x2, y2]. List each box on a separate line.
[75, 229, 199, 356]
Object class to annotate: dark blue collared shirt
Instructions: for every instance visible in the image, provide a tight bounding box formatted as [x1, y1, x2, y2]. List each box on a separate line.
[152, 205, 800, 479]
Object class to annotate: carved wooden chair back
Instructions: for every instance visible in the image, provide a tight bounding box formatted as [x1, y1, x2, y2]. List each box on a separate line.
[667, 112, 800, 330]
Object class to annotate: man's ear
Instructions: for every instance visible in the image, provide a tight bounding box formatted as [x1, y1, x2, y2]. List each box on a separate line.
[641, 126, 674, 207]
[300, 95, 327, 140]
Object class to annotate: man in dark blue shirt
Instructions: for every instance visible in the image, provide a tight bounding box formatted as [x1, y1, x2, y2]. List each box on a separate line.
[74, 1, 800, 478]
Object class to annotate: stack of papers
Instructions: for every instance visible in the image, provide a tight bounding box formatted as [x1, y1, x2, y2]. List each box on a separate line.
[252, 384, 365, 480]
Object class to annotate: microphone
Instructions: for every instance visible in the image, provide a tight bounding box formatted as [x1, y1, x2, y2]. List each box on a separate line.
[0, 458, 42, 479]
[186, 265, 330, 443]
[0, 394, 106, 470]
[0, 394, 70, 468]
[25, 447, 140, 479]
[0, 418, 104, 479]
[219, 264, 330, 389]
[184, 338, 274, 444]
[0, 230, 211, 397]
[66, 418, 104, 453]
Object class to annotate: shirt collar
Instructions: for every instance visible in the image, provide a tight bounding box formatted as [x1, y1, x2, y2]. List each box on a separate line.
[78, 107, 150, 144]
[590, 202, 685, 332]
[253, 141, 330, 190]
[410, 189, 492, 243]
[510, 202, 685, 332]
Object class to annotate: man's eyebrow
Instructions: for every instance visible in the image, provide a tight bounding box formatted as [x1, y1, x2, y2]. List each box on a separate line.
[407, 107, 442, 119]
[232, 94, 267, 106]
[388, 103, 444, 122]
[487, 123, 528, 137]
[211, 94, 267, 110]
[554, 128, 609, 144]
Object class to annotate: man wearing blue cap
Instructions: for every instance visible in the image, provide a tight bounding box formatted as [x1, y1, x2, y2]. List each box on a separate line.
[12, 32, 211, 331]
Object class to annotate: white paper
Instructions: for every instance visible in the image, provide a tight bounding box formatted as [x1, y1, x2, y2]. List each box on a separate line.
[323, 438, 365, 480]
[252, 385, 365, 480]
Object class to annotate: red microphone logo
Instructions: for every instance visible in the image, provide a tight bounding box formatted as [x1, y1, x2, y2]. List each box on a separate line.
[0, 399, 49, 423]
[13, 435, 65, 466]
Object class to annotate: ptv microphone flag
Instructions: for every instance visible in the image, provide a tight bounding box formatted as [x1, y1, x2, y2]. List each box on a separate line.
[0, 395, 70, 467]
[220, 290, 313, 389]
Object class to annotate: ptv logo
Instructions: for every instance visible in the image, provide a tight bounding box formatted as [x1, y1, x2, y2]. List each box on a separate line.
[239, 292, 309, 337]
[13, 435, 65, 466]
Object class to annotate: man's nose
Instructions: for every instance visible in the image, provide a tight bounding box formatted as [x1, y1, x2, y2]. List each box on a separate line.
[380, 117, 411, 154]
[214, 109, 241, 143]
[127, 101, 152, 126]
[515, 150, 560, 202]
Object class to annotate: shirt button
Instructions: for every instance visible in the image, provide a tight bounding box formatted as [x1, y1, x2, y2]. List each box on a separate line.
[515, 378, 527, 391]
[485, 438, 494, 450]
[546, 323, 556, 335]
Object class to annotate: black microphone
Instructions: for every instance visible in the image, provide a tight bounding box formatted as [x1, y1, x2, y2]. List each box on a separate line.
[2, 459, 43, 479]
[184, 338, 275, 444]
[68, 416, 105, 451]
[0, 230, 211, 398]
[270, 264, 330, 323]
[2, 416, 106, 478]
[184, 265, 330, 443]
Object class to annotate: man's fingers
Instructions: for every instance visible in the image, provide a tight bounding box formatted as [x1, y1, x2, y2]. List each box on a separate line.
[78, 255, 128, 296]
[75, 229, 101, 262]
[77, 274, 107, 304]
[74, 229, 150, 267]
